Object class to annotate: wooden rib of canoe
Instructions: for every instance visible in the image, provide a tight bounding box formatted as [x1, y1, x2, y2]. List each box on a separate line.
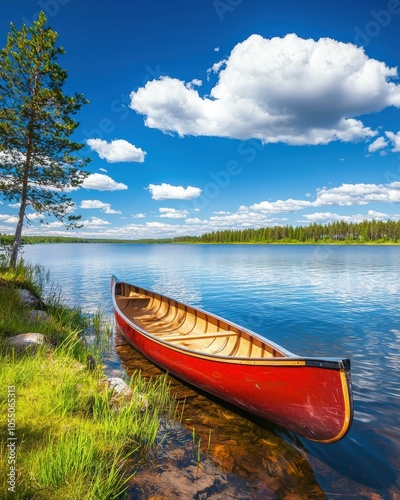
[111, 276, 353, 443]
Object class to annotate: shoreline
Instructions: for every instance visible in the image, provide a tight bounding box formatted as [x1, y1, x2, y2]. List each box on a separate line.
[0, 262, 176, 498]
[19, 240, 400, 246]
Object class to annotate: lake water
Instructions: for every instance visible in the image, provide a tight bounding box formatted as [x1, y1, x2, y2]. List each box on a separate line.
[23, 243, 400, 498]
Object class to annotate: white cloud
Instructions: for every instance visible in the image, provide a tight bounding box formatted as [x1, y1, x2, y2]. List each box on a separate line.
[183, 211, 283, 231]
[185, 217, 202, 224]
[385, 131, 400, 152]
[45, 221, 64, 227]
[26, 212, 46, 221]
[250, 199, 313, 212]
[82, 217, 111, 227]
[367, 210, 390, 219]
[147, 183, 202, 200]
[207, 59, 227, 80]
[246, 182, 400, 215]
[315, 183, 400, 206]
[82, 173, 128, 191]
[368, 136, 388, 153]
[179, 183, 400, 232]
[80, 199, 121, 214]
[0, 151, 19, 164]
[87, 139, 146, 163]
[130, 33, 400, 146]
[187, 79, 202, 89]
[0, 214, 18, 224]
[132, 213, 146, 218]
[145, 221, 174, 229]
[301, 212, 342, 222]
[301, 209, 396, 224]
[159, 207, 189, 218]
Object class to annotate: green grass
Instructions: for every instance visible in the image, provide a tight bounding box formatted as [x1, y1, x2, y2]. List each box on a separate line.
[0, 260, 177, 499]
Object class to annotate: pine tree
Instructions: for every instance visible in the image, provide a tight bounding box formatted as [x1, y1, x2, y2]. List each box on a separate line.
[0, 11, 90, 267]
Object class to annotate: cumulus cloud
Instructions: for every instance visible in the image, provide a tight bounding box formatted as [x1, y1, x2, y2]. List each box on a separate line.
[301, 210, 395, 223]
[250, 199, 313, 212]
[80, 199, 121, 214]
[179, 183, 400, 232]
[185, 217, 202, 224]
[82, 217, 111, 227]
[147, 183, 202, 200]
[0, 214, 18, 224]
[315, 183, 400, 206]
[386, 131, 400, 152]
[87, 139, 146, 163]
[159, 208, 189, 218]
[145, 221, 174, 229]
[187, 79, 202, 89]
[82, 173, 128, 191]
[45, 221, 64, 227]
[130, 33, 400, 146]
[368, 136, 388, 153]
[247, 182, 400, 214]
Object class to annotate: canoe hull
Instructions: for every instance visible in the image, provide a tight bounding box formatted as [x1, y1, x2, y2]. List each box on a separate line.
[112, 277, 353, 443]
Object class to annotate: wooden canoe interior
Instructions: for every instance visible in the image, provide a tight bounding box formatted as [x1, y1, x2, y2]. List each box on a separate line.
[115, 282, 285, 358]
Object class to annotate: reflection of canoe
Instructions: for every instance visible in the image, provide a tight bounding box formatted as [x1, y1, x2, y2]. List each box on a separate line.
[111, 276, 353, 443]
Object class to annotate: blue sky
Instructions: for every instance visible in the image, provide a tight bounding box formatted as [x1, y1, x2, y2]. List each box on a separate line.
[1, 0, 400, 239]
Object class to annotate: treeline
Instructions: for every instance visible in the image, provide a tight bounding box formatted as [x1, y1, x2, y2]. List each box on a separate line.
[172, 220, 400, 244]
[0, 235, 173, 245]
[0, 235, 92, 245]
[1, 220, 400, 246]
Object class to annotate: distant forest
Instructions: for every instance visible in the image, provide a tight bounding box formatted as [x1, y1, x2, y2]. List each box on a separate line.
[173, 220, 400, 244]
[1, 219, 400, 246]
[0, 235, 172, 245]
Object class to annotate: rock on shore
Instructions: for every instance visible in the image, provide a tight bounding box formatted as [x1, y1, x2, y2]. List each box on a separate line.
[7, 333, 46, 352]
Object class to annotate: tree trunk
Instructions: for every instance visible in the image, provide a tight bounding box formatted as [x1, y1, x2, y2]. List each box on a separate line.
[9, 78, 36, 269]
[10, 202, 26, 268]
[10, 144, 31, 268]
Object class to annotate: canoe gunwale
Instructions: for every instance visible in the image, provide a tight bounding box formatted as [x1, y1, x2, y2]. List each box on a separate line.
[111, 276, 349, 370]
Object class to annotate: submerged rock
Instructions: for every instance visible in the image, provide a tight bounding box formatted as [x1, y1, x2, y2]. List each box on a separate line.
[7, 333, 46, 352]
[101, 377, 149, 411]
[107, 377, 133, 396]
[105, 377, 133, 408]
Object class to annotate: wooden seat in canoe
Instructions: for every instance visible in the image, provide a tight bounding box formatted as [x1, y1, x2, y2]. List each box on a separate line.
[116, 294, 149, 300]
[162, 331, 237, 343]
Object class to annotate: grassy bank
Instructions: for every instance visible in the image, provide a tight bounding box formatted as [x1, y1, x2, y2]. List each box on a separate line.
[0, 261, 176, 499]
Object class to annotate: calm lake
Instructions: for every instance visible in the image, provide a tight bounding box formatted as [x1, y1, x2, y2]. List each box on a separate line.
[23, 243, 400, 499]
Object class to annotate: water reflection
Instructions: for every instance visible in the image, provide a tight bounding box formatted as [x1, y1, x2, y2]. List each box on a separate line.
[113, 331, 400, 499]
[114, 332, 326, 499]
[151, 274, 203, 308]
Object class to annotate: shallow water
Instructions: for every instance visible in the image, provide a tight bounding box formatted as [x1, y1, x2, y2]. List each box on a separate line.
[24, 243, 400, 498]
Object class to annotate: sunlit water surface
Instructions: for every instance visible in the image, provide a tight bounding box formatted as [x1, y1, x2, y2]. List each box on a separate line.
[23, 243, 400, 498]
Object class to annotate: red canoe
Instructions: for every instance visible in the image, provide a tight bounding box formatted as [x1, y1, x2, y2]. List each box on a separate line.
[111, 276, 353, 443]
